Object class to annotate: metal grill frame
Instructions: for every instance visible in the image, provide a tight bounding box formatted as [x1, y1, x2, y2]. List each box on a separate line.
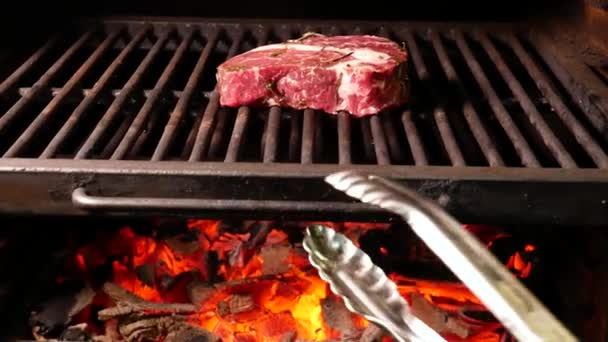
[0, 16, 606, 225]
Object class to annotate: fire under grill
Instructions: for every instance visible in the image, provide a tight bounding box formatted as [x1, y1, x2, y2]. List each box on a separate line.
[0, 17, 606, 224]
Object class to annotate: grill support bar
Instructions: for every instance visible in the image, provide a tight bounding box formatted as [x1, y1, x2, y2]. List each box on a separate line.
[0, 158, 605, 225]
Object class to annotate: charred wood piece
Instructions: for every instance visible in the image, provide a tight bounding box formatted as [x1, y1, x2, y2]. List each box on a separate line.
[165, 323, 221, 342]
[217, 294, 255, 317]
[29, 284, 95, 339]
[98, 301, 197, 321]
[320, 296, 356, 338]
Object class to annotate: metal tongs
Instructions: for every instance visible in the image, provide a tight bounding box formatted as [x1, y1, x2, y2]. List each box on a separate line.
[303, 170, 578, 342]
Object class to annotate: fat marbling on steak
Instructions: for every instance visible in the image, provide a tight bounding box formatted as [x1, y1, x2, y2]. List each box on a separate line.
[216, 33, 409, 117]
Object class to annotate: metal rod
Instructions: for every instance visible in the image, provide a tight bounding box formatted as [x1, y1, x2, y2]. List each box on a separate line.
[434, 107, 466, 166]
[111, 29, 193, 160]
[381, 113, 406, 164]
[477, 32, 577, 168]
[127, 105, 164, 159]
[454, 30, 541, 167]
[506, 34, 608, 168]
[4, 30, 121, 158]
[180, 112, 204, 160]
[71, 186, 378, 213]
[401, 110, 428, 165]
[224, 106, 250, 162]
[338, 112, 352, 164]
[0, 29, 94, 136]
[151, 30, 217, 161]
[288, 111, 301, 162]
[429, 30, 504, 167]
[369, 115, 391, 165]
[207, 108, 229, 159]
[189, 32, 244, 162]
[39, 28, 152, 159]
[404, 31, 465, 166]
[359, 118, 375, 162]
[301, 109, 316, 164]
[262, 106, 282, 163]
[0, 34, 60, 96]
[75, 29, 170, 159]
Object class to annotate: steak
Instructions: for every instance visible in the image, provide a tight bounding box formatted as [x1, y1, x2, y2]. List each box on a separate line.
[216, 33, 409, 117]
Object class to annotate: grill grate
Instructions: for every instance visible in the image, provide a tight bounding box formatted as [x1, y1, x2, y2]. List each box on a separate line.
[0, 19, 606, 169]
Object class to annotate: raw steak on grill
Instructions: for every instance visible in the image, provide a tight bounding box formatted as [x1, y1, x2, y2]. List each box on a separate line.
[216, 33, 409, 117]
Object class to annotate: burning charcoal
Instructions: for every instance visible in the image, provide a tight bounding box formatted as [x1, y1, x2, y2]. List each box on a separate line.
[59, 323, 93, 341]
[359, 323, 385, 342]
[164, 230, 202, 256]
[279, 331, 297, 342]
[103, 282, 144, 303]
[135, 263, 156, 287]
[118, 315, 187, 342]
[29, 282, 95, 339]
[410, 292, 472, 338]
[321, 296, 356, 338]
[165, 323, 220, 342]
[187, 280, 217, 306]
[99, 300, 197, 321]
[217, 294, 255, 317]
[261, 244, 291, 275]
[205, 250, 220, 282]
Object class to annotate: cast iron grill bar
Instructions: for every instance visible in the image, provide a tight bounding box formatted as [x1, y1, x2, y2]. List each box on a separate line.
[181, 112, 203, 159]
[313, 112, 324, 161]
[454, 30, 541, 167]
[0, 34, 60, 96]
[208, 109, 229, 159]
[382, 114, 406, 164]
[262, 106, 282, 163]
[39, 27, 153, 159]
[74, 29, 171, 159]
[288, 111, 301, 161]
[128, 105, 164, 158]
[369, 115, 391, 165]
[359, 118, 375, 161]
[429, 30, 505, 167]
[189, 30, 243, 162]
[404, 30, 466, 166]
[100, 117, 130, 158]
[401, 110, 428, 165]
[151, 29, 218, 161]
[476, 31, 577, 168]
[301, 109, 315, 164]
[0, 29, 95, 137]
[110, 29, 197, 160]
[4, 29, 122, 158]
[505, 34, 608, 168]
[224, 106, 250, 162]
[337, 112, 351, 164]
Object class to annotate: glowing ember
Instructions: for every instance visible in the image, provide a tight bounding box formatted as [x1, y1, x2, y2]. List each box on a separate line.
[66, 220, 535, 342]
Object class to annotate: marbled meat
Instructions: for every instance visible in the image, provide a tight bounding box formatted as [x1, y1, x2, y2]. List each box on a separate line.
[216, 33, 409, 117]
